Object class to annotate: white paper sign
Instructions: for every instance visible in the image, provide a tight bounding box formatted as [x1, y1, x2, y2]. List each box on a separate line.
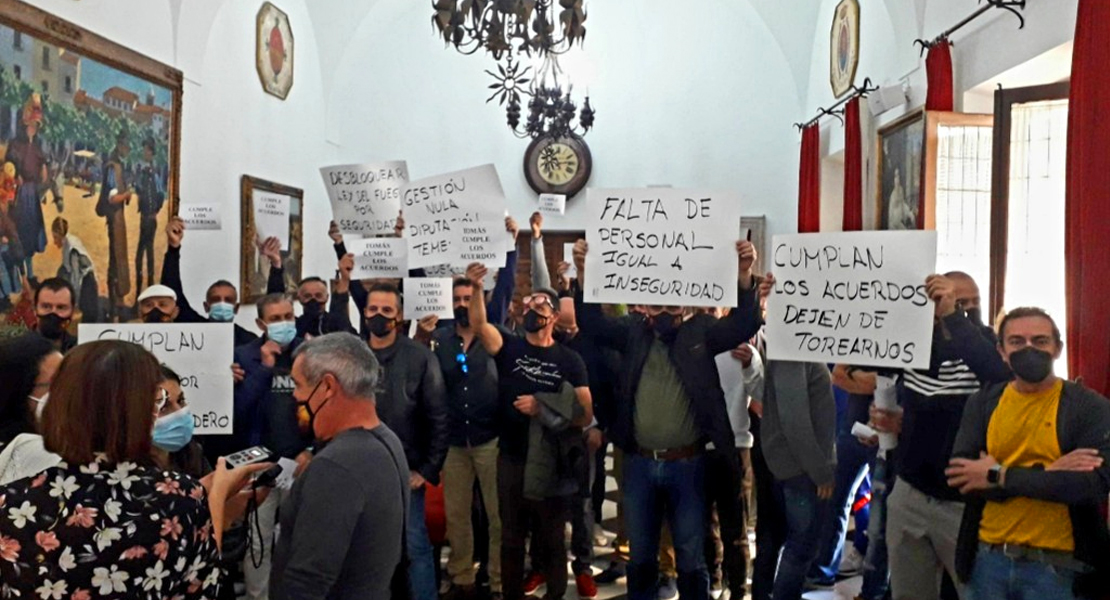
[254, 192, 290, 250]
[453, 220, 508, 268]
[403, 278, 454, 320]
[77, 323, 235, 434]
[764, 231, 938, 370]
[424, 263, 495, 288]
[539, 194, 566, 216]
[320, 161, 408, 236]
[563, 243, 578, 280]
[181, 205, 221, 231]
[401, 164, 507, 269]
[347, 237, 408, 279]
[583, 188, 741, 308]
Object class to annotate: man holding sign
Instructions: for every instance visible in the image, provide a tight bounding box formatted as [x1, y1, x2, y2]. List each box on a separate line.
[572, 237, 761, 600]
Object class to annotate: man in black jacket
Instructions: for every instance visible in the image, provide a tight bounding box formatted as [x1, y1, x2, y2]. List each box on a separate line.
[571, 239, 762, 600]
[161, 216, 258, 347]
[947, 307, 1110, 599]
[871, 272, 1011, 600]
[363, 281, 448, 600]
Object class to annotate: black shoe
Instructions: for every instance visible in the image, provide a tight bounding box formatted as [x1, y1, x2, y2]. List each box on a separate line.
[594, 562, 626, 585]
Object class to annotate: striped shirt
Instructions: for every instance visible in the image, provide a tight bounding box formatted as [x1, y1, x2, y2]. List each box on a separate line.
[902, 358, 983, 398]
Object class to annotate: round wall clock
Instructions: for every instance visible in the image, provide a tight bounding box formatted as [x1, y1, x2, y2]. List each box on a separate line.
[523, 134, 593, 199]
[830, 0, 860, 98]
[256, 2, 294, 100]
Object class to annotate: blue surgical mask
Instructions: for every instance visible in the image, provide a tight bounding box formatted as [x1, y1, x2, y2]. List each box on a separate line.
[153, 408, 194, 452]
[209, 302, 236, 323]
[267, 320, 297, 346]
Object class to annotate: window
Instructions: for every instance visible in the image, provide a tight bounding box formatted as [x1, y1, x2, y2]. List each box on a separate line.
[41, 46, 50, 70]
[13, 31, 22, 50]
[13, 65, 21, 80]
[64, 75, 72, 93]
[934, 122, 994, 295]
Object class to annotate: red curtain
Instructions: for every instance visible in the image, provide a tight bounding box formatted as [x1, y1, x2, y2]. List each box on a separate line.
[925, 41, 955, 111]
[1065, 0, 1110, 395]
[842, 97, 863, 231]
[798, 124, 821, 233]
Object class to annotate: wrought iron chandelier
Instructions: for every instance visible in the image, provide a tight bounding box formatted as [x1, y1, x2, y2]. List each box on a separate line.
[432, 0, 587, 60]
[485, 55, 594, 140]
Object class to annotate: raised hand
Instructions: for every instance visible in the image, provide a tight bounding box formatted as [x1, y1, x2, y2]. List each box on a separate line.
[167, 216, 185, 248]
[530, 211, 544, 239]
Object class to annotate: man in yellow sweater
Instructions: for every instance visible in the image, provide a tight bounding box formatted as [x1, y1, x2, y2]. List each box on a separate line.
[946, 307, 1110, 599]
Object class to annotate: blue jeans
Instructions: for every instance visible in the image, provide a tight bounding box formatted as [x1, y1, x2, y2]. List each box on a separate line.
[775, 475, 833, 600]
[969, 545, 1077, 600]
[810, 432, 876, 584]
[623, 453, 710, 600]
[858, 456, 891, 600]
[407, 487, 438, 600]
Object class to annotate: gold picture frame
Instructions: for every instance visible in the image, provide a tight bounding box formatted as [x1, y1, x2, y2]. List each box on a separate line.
[875, 109, 926, 230]
[240, 175, 303, 303]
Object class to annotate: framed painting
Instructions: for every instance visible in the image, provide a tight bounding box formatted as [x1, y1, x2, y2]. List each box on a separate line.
[240, 175, 303, 303]
[830, 0, 860, 98]
[256, 2, 293, 100]
[876, 110, 926, 231]
[0, 0, 182, 323]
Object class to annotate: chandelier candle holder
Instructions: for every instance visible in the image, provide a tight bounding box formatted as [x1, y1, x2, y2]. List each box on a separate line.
[432, 0, 587, 59]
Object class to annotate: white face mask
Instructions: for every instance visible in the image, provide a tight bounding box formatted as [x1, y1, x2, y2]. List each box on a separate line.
[28, 392, 49, 422]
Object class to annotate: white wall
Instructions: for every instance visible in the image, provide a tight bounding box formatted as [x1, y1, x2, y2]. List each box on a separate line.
[325, 0, 804, 242]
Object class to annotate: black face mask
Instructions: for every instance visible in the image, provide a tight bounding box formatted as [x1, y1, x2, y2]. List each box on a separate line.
[366, 314, 398, 338]
[1009, 346, 1054, 384]
[523, 310, 548, 333]
[650, 313, 682, 342]
[37, 313, 69, 340]
[965, 307, 984, 327]
[302, 300, 324, 319]
[144, 309, 168, 324]
[296, 381, 330, 442]
[453, 306, 471, 328]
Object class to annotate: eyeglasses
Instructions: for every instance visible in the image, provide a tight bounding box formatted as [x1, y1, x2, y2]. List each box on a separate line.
[456, 352, 469, 375]
[523, 294, 556, 313]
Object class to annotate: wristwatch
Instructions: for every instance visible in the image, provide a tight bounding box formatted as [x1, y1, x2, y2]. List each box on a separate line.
[987, 464, 1003, 486]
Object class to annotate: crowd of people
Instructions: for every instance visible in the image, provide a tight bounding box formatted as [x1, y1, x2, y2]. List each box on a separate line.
[1, 209, 1109, 600]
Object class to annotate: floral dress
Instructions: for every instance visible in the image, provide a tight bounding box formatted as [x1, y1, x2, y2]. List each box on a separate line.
[0, 455, 221, 599]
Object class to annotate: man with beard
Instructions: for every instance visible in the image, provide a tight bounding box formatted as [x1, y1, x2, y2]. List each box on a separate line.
[32, 277, 78, 352]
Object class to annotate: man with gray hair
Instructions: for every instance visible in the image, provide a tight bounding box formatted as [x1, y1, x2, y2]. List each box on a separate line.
[270, 333, 410, 600]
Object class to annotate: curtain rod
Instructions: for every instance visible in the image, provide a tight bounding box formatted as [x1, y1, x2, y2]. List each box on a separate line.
[914, 0, 1026, 55]
[794, 77, 878, 130]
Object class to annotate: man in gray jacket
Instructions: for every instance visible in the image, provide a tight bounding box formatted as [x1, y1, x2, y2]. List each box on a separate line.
[757, 274, 836, 600]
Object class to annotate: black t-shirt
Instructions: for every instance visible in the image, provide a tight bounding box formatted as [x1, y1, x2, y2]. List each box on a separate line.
[495, 335, 589, 460]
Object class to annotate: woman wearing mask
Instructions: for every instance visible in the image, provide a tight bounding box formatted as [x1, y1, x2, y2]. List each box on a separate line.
[0, 340, 268, 598]
[0, 332, 62, 484]
[154, 365, 209, 478]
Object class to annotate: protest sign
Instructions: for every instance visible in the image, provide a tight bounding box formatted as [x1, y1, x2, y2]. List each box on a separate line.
[424, 263, 495, 288]
[764, 231, 937, 370]
[539, 194, 566, 216]
[453, 220, 508, 268]
[320, 161, 408, 236]
[254, 192, 290, 250]
[403, 278, 454, 319]
[181, 205, 221, 231]
[583, 188, 741, 308]
[401, 164, 506, 268]
[347, 237, 408, 279]
[78, 323, 235, 434]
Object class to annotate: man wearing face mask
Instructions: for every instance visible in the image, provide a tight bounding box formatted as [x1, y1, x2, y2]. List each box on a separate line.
[947, 307, 1110, 599]
[233, 293, 311, 600]
[871, 272, 1011, 600]
[572, 239, 761, 600]
[135, 284, 181, 324]
[362, 281, 448, 600]
[260, 236, 356, 339]
[161, 216, 259, 347]
[32, 277, 78, 352]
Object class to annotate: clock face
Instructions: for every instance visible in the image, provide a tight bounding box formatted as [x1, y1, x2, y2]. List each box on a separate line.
[537, 143, 580, 185]
[524, 134, 592, 199]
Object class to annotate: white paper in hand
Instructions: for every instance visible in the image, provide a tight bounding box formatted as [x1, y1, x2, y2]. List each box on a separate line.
[254, 192, 291, 250]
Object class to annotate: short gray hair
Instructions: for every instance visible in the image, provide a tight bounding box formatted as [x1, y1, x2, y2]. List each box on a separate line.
[293, 333, 380, 399]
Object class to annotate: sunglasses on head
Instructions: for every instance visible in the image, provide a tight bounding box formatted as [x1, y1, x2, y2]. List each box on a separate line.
[523, 295, 556, 310]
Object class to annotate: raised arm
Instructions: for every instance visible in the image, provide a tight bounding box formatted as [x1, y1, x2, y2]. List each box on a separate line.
[529, 212, 551, 291]
[571, 239, 635, 350]
[486, 216, 520, 327]
[161, 216, 203, 322]
[707, 241, 762, 354]
[260, 236, 286, 294]
[467, 262, 504, 356]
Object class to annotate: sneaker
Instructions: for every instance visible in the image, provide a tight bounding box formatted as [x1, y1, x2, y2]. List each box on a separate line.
[657, 576, 678, 600]
[839, 544, 865, 577]
[522, 572, 545, 596]
[575, 572, 598, 599]
[594, 561, 625, 585]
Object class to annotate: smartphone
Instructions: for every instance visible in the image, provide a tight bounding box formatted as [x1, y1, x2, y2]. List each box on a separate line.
[224, 446, 274, 469]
